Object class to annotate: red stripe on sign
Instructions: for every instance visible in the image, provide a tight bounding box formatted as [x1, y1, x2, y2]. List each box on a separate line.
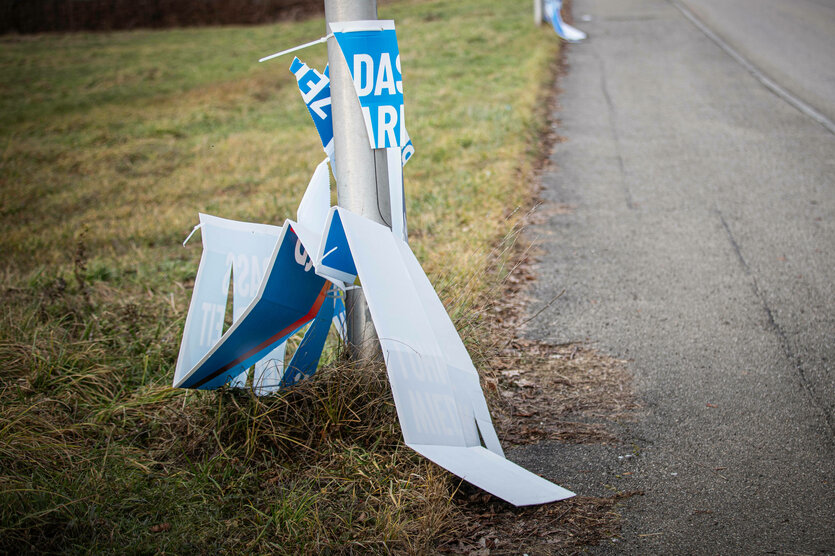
[190, 282, 331, 389]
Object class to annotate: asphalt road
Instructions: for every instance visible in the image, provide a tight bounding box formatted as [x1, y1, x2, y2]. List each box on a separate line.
[510, 0, 835, 552]
[678, 0, 835, 128]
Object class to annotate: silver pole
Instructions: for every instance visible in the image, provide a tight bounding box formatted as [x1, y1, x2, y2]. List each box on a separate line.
[534, 0, 543, 25]
[324, 0, 390, 362]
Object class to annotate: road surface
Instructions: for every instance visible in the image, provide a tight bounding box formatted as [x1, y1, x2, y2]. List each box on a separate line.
[511, 0, 835, 552]
[679, 0, 835, 128]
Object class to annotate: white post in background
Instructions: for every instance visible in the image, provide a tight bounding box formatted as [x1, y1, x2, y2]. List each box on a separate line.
[534, 0, 543, 25]
[324, 0, 391, 362]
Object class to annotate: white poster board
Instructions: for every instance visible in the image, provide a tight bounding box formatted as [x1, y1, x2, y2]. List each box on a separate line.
[314, 208, 575, 506]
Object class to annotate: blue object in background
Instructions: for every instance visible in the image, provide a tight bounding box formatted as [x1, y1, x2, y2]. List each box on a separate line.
[290, 57, 335, 162]
[544, 0, 587, 42]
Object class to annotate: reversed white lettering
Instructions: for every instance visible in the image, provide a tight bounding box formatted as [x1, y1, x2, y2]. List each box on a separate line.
[294, 239, 314, 272]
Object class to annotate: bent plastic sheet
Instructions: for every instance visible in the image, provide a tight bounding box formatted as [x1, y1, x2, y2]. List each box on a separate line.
[174, 214, 289, 392]
[314, 207, 575, 506]
[175, 161, 342, 392]
[544, 0, 587, 42]
[289, 57, 416, 168]
[290, 54, 413, 241]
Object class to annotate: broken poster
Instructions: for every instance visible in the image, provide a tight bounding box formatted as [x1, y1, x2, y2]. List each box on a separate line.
[313, 207, 575, 506]
[544, 0, 587, 42]
[174, 161, 341, 393]
[174, 18, 574, 506]
[290, 56, 415, 167]
[290, 58, 335, 165]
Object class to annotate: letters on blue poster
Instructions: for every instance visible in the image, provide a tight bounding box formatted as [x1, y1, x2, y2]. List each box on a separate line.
[290, 57, 335, 162]
[330, 20, 406, 149]
[291, 54, 414, 166]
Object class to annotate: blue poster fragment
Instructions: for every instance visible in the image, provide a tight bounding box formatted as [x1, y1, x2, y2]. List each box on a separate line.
[176, 224, 330, 390]
[281, 286, 341, 388]
[175, 159, 343, 392]
[291, 55, 414, 166]
[401, 130, 415, 165]
[290, 57, 335, 164]
[330, 20, 405, 149]
[314, 209, 357, 285]
[174, 215, 284, 388]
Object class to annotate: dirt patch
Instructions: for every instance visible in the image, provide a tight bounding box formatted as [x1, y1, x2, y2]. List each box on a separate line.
[493, 340, 637, 445]
[441, 488, 640, 555]
[478, 209, 638, 449]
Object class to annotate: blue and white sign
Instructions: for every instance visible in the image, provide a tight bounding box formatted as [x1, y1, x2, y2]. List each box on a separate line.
[175, 222, 330, 390]
[312, 207, 576, 506]
[291, 55, 414, 167]
[174, 215, 285, 390]
[544, 0, 587, 42]
[175, 162, 342, 393]
[174, 18, 576, 506]
[330, 20, 406, 149]
[290, 57, 335, 164]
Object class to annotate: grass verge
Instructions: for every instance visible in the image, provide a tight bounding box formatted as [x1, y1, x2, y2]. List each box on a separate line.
[0, 0, 633, 552]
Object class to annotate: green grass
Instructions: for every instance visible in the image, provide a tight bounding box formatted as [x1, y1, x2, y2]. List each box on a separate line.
[0, 0, 559, 552]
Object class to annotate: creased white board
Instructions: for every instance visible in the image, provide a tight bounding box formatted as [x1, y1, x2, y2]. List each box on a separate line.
[316, 207, 575, 506]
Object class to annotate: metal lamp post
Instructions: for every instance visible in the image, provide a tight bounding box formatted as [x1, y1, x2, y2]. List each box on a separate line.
[324, 0, 392, 361]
